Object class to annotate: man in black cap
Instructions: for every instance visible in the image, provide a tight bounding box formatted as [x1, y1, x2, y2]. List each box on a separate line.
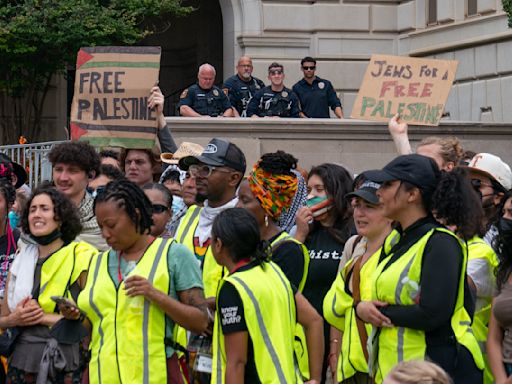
[175, 138, 246, 298]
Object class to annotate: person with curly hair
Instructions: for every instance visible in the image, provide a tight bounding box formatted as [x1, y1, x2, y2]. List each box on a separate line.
[62, 179, 208, 384]
[0, 184, 97, 383]
[210, 208, 324, 384]
[48, 141, 107, 251]
[356, 154, 484, 383]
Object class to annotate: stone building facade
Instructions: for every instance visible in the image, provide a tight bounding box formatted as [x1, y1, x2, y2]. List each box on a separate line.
[40, 0, 511, 140]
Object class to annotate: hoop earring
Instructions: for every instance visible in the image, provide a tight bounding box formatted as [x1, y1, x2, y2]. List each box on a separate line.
[264, 215, 269, 227]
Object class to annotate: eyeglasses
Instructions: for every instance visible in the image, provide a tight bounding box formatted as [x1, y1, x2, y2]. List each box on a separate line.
[188, 164, 232, 178]
[87, 185, 106, 199]
[302, 66, 316, 70]
[269, 70, 283, 75]
[152, 204, 169, 214]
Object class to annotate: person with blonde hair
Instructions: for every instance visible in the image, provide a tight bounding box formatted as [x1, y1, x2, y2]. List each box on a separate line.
[384, 360, 452, 384]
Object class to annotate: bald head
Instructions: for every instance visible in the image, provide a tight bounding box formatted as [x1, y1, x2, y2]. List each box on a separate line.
[198, 63, 216, 89]
[236, 56, 254, 80]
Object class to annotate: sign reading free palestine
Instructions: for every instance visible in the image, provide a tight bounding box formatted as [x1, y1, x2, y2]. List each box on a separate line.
[351, 54, 458, 126]
[70, 46, 161, 148]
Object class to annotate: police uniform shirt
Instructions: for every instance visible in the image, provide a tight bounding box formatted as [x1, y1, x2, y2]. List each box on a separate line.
[222, 75, 265, 116]
[178, 84, 231, 117]
[292, 76, 341, 118]
[246, 86, 300, 118]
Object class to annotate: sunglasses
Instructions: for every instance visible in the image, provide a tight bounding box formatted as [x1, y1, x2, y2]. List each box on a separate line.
[269, 70, 283, 75]
[87, 185, 106, 199]
[470, 178, 494, 190]
[152, 204, 169, 214]
[302, 66, 316, 70]
[188, 164, 232, 178]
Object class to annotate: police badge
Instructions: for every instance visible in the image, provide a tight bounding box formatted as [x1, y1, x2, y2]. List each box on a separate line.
[282, 91, 288, 97]
[213, 89, 219, 96]
[318, 82, 325, 89]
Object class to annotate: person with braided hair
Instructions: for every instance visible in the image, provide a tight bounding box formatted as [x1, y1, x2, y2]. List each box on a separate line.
[210, 208, 324, 384]
[62, 179, 209, 384]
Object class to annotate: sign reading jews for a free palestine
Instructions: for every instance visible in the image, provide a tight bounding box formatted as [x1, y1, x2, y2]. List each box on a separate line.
[70, 46, 161, 148]
[351, 54, 458, 126]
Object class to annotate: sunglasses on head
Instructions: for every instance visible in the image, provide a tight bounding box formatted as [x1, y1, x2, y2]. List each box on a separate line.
[302, 66, 316, 70]
[152, 204, 169, 214]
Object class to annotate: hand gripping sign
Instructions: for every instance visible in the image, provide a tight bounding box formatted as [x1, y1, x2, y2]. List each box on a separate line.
[351, 54, 458, 126]
[70, 46, 161, 148]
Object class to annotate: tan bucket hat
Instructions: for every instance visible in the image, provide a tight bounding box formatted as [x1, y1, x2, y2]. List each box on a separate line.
[160, 142, 205, 165]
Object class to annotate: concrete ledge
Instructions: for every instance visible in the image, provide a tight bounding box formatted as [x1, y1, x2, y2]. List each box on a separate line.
[166, 117, 512, 174]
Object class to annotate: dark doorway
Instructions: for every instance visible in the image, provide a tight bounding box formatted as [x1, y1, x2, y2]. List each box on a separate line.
[141, 0, 224, 115]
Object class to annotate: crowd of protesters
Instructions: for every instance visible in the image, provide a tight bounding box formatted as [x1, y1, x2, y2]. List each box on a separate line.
[0, 68, 512, 384]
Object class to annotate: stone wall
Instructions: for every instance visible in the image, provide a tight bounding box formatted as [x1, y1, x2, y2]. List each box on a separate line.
[165, 117, 512, 174]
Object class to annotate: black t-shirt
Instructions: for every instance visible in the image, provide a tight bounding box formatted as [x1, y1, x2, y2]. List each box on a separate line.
[217, 261, 297, 383]
[303, 226, 345, 315]
[270, 231, 305, 290]
[0, 228, 20, 298]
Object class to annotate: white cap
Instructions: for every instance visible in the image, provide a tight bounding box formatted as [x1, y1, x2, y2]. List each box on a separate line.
[467, 153, 512, 191]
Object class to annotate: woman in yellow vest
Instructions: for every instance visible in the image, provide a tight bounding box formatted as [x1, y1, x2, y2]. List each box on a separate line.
[236, 151, 312, 378]
[210, 208, 324, 383]
[0, 184, 97, 383]
[323, 177, 394, 384]
[65, 179, 209, 384]
[356, 154, 484, 383]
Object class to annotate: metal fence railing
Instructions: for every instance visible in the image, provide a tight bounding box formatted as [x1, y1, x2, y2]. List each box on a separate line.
[1, 141, 66, 189]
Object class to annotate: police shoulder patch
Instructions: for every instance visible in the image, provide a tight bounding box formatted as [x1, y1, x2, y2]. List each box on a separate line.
[180, 89, 188, 99]
[213, 89, 219, 96]
[318, 82, 325, 89]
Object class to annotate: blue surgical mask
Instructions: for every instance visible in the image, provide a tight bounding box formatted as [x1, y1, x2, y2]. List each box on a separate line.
[171, 196, 185, 216]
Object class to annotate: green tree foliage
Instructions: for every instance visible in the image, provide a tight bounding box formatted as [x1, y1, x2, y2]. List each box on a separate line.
[504, 0, 512, 27]
[0, 0, 192, 144]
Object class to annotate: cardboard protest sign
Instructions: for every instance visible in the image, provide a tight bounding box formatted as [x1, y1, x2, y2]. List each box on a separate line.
[70, 46, 161, 148]
[351, 54, 458, 126]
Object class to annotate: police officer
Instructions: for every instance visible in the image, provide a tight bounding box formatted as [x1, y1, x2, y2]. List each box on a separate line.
[292, 56, 343, 118]
[179, 64, 234, 117]
[246, 62, 300, 118]
[222, 56, 265, 117]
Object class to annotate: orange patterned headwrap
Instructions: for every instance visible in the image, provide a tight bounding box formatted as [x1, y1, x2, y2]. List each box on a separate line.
[248, 163, 298, 220]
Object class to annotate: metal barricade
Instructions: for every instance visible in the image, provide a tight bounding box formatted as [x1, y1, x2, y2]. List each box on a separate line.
[0, 141, 67, 189]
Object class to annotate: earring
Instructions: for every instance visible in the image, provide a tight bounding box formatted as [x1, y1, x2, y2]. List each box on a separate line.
[264, 215, 269, 227]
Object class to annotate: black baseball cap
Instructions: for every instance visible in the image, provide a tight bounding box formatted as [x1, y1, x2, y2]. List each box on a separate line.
[179, 138, 247, 174]
[364, 154, 440, 192]
[0, 153, 27, 189]
[345, 179, 380, 205]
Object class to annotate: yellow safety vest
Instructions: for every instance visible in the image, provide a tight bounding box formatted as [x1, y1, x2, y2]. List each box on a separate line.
[323, 230, 399, 383]
[175, 205, 224, 298]
[467, 236, 498, 384]
[271, 231, 311, 379]
[78, 238, 173, 384]
[211, 261, 300, 384]
[371, 228, 484, 383]
[39, 241, 96, 312]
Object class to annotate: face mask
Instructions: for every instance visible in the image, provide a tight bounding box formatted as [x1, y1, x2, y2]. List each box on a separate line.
[171, 196, 185, 216]
[8, 211, 18, 230]
[30, 228, 62, 246]
[306, 196, 333, 218]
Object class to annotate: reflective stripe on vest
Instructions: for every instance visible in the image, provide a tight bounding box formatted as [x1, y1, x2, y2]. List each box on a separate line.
[270, 232, 309, 292]
[177, 205, 201, 244]
[212, 262, 298, 384]
[323, 230, 400, 382]
[78, 238, 171, 384]
[371, 228, 483, 383]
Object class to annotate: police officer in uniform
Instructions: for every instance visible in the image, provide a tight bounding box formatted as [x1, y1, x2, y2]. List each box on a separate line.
[222, 56, 265, 117]
[246, 62, 300, 118]
[179, 64, 233, 117]
[292, 56, 343, 118]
